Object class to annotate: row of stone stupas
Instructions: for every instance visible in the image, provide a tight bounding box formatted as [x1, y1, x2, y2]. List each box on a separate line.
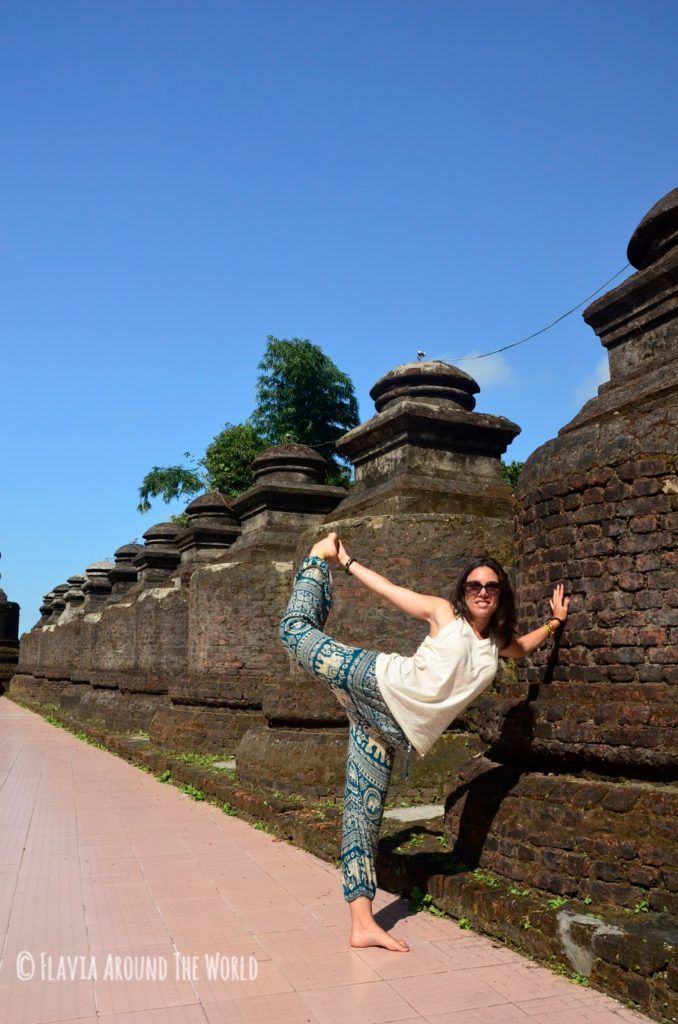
[34, 359, 520, 629]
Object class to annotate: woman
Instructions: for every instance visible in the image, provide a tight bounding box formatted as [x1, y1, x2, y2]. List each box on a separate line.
[279, 532, 569, 953]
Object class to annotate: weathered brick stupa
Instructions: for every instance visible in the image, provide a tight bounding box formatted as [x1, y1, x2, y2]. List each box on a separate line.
[0, 587, 20, 693]
[445, 189, 677, 1016]
[240, 360, 521, 798]
[12, 579, 85, 705]
[150, 445, 346, 757]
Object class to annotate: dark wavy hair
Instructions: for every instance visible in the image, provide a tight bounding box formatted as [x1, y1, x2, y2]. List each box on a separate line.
[451, 556, 516, 650]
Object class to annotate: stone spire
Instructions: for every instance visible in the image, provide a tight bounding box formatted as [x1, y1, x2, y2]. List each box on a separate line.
[0, 588, 19, 645]
[177, 492, 240, 564]
[0, 588, 20, 694]
[133, 523, 182, 585]
[38, 591, 55, 627]
[583, 186, 677, 384]
[108, 543, 143, 595]
[61, 574, 87, 621]
[230, 444, 345, 546]
[82, 561, 115, 612]
[46, 583, 70, 624]
[335, 359, 520, 516]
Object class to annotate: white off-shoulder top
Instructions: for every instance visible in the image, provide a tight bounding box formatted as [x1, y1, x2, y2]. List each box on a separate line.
[375, 615, 499, 757]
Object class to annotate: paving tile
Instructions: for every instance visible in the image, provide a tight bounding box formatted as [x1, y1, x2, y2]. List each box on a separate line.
[431, 938, 524, 969]
[0, 977, 97, 1023]
[92, 943, 198, 1017]
[355, 941, 452, 979]
[473, 963, 575, 1003]
[234, 906, 324, 934]
[298, 979, 418, 1024]
[425, 1004, 533, 1023]
[192, 957, 294, 1004]
[277, 949, 380, 989]
[98, 1004, 207, 1024]
[254, 926, 349, 960]
[389, 969, 509, 1016]
[202, 990, 320, 1023]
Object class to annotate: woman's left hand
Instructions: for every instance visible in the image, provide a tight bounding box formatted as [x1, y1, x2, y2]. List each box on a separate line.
[549, 583, 570, 623]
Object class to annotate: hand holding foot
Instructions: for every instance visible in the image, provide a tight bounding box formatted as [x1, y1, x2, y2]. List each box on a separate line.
[310, 532, 340, 562]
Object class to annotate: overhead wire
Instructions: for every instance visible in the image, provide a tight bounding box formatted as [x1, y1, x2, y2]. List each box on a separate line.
[449, 264, 631, 362]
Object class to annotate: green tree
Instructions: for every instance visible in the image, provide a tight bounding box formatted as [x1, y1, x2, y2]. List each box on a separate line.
[252, 336, 359, 475]
[500, 460, 525, 490]
[137, 462, 204, 514]
[137, 336, 359, 513]
[202, 421, 268, 497]
[137, 422, 267, 513]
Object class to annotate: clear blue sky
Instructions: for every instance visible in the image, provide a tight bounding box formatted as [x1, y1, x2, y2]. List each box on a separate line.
[2, 0, 676, 631]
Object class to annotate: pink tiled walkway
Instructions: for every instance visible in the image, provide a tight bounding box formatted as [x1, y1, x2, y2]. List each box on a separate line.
[0, 697, 653, 1024]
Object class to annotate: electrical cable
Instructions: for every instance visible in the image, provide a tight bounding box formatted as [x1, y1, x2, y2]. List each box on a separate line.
[450, 264, 630, 362]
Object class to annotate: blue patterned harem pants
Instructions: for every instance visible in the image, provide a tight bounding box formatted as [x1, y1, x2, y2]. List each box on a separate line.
[279, 556, 411, 902]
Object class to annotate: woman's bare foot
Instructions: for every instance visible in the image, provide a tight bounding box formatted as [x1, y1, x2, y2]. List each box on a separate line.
[310, 531, 339, 562]
[348, 896, 409, 952]
[350, 921, 409, 952]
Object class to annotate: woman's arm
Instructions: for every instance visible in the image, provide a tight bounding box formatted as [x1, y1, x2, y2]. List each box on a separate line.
[500, 583, 570, 658]
[337, 539, 450, 625]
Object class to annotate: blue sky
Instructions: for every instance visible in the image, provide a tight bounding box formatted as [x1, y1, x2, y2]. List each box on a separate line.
[2, 0, 676, 631]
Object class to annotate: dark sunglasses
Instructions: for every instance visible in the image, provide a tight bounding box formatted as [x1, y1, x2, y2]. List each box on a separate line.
[464, 581, 501, 596]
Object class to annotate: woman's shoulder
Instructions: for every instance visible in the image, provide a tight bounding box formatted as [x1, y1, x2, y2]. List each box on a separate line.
[427, 602, 459, 640]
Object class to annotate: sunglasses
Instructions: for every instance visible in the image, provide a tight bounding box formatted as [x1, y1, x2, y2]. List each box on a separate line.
[464, 581, 501, 596]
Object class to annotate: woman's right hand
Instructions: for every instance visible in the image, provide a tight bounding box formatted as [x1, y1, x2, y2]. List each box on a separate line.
[336, 537, 351, 568]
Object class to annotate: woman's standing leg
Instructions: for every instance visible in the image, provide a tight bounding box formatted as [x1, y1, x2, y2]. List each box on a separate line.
[280, 535, 410, 951]
[341, 721, 393, 902]
[342, 722, 409, 952]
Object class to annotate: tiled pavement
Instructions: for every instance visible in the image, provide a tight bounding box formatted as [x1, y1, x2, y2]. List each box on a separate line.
[0, 696, 653, 1024]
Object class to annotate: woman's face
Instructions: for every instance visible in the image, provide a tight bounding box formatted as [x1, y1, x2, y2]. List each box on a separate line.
[463, 566, 501, 618]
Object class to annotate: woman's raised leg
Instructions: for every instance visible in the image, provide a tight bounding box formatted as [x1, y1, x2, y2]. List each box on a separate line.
[279, 551, 376, 702]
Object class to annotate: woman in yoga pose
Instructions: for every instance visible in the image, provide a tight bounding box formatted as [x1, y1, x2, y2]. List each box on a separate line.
[279, 532, 569, 953]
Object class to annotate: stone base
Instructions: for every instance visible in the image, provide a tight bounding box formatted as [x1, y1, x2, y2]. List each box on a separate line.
[9, 673, 68, 705]
[57, 683, 164, 732]
[445, 756, 677, 914]
[236, 723, 485, 800]
[149, 704, 264, 755]
[0, 646, 19, 693]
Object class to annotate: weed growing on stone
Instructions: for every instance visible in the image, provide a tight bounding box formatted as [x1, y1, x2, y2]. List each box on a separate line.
[180, 783, 206, 801]
[520, 914, 532, 930]
[570, 970, 589, 986]
[582, 895, 593, 904]
[158, 769, 171, 783]
[547, 896, 568, 910]
[472, 868, 500, 888]
[253, 820, 274, 835]
[409, 886, 446, 917]
[507, 885, 531, 897]
[458, 917, 472, 930]
[633, 898, 650, 913]
[171, 751, 222, 768]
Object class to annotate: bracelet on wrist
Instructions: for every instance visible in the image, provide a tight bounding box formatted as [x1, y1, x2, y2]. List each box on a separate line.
[344, 557, 355, 575]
